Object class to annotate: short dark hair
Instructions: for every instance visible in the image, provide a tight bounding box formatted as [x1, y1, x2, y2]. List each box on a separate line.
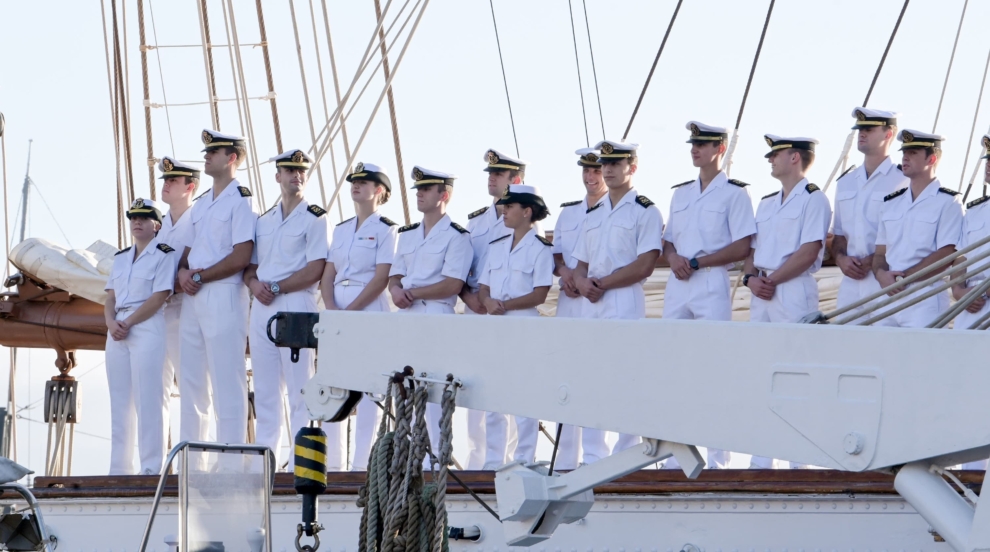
[377, 184, 391, 206]
[221, 145, 248, 168]
[188, 176, 200, 193]
[923, 146, 943, 162]
[795, 149, 815, 171]
[507, 168, 526, 182]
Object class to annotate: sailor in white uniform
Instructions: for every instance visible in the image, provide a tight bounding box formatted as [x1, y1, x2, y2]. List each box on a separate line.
[155, 156, 199, 425]
[388, 166, 472, 458]
[245, 149, 328, 471]
[573, 140, 662, 457]
[104, 198, 178, 475]
[874, 130, 962, 328]
[478, 184, 553, 465]
[953, 135, 990, 333]
[321, 162, 397, 470]
[745, 135, 831, 469]
[830, 108, 908, 325]
[461, 149, 527, 469]
[550, 147, 608, 469]
[177, 130, 257, 468]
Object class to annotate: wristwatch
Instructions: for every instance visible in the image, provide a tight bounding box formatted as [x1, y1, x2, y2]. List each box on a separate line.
[689, 258, 700, 271]
[743, 273, 755, 287]
[270, 282, 281, 295]
[192, 272, 202, 284]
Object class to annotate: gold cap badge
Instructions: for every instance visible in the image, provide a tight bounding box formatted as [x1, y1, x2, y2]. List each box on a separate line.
[855, 110, 866, 121]
[486, 150, 499, 164]
[901, 130, 915, 142]
[355, 162, 365, 173]
[163, 158, 174, 171]
[291, 150, 304, 163]
[983, 136, 990, 150]
[202, 130, 212, 144]
[765, 136, 774, 147]
[413, 167, 424, 180]
[690, 124, 700, 136]
[582, 152, 598, 163]
[601, 143, 614, 155]
[131, 198, 145, 209]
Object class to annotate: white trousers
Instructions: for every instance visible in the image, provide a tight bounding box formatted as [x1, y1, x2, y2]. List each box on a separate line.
[885, 285, 949, 328]
[551, 423, 580, 470]
[555, 292, 589, 318]
[953, 280, 990, 330]
[105, 311, 169, 475]
[250, 291, 330, 470]
[662, 267, 732, 321]
[750, 273, 818, 323]
[179, 283, 250, 469]
[835, 273, 895, 326]
[164, 296, 182, 395]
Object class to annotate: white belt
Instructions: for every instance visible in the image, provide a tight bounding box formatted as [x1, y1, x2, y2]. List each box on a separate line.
[336, 279, 366, 287]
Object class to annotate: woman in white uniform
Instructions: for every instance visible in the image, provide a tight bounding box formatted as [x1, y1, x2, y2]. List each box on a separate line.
[104, 199, 178, 475]
[321, 162, 398, 470]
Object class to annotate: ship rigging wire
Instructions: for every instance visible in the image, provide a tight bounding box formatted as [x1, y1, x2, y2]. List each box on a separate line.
[581, 0, 605, 141]
[320, 0, 360, 221]
[146, 0, 175, 157]
[288, 0, 330, 209]
[567, 0, 590, 147]
[933, 0, 968, 133]
[956, 43, 990, 199]
[373, 0, 413, 225]
[622, 0, 684, 141]
[488, 0, 520, 158]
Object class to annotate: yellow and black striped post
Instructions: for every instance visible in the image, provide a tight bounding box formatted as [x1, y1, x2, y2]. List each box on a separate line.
[294, 426, 328, 536]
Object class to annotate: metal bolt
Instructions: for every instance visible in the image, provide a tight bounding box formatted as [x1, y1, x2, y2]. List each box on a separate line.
[843, 432, 865, 455]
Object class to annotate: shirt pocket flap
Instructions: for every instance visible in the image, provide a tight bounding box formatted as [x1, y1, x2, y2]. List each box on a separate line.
[917, 210, 939, 224]
[968, 220, 987, 233]
[836, 189, 857, 201]
[702, 203, 727, 214]
[671, 200, 690, 213]
[612, 217, 636, 230]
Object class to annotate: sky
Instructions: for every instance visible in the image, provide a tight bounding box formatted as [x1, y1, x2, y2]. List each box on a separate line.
[2, 0, 990, 476]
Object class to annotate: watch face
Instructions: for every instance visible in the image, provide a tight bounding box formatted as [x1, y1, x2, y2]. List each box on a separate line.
[192, 273, 201, 283]
[690, 258, 699, 270]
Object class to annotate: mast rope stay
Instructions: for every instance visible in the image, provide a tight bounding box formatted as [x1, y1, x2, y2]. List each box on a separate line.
[567, 0, 590, 147]
[580, 0, 605, 140]
[621, 0, 684, 141]
[488, 0, 520, 158]
[136, 0, 157, 200]
[957, 42, 990, 200]
[319, 0, 358, 223]
[932, 0, 968, 133]
[288, 0, 330, 210]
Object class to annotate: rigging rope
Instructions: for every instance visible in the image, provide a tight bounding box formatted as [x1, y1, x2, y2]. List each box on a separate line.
[111, 0, 136, 208]
[320, 0, 354, 223]
[1, 114, 11, 280]
[288, 0, 330, 208]
[488, 0, 520, 158]
[136, 0, 157, 200]
[147, 0, 176, 157]
[99, 0, 125, 248]
[307, 0, 342, 218]
[374, 0, 413, 226]
[933, 0, 968, 133]
[622, 0, 684, 141]
[567, 0, 590, 147]
[580, 0, 605, 140]
[957, 43, 990, 197]
[196, 0, 221, 130]
[255, 0, 283, 154]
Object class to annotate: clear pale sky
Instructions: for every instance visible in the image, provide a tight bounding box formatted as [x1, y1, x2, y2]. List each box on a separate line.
[2, 0, 989, 476]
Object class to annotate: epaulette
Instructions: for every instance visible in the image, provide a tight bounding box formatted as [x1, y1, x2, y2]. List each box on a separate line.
[489, 234, 510, 245]
[379, 215, 396, 226]
[467, 206, 489, 220]
[262, 203, 277, 216]
[536, 235, 552, 246]
[939, 187, 960, 196]
[194, 189, 211, 201]
[635, 195, 654, 208]
[237, 185, 252, 197]
[728, 179, 750, 188]
[115, 246, 132, 256]
[560, 200, 582, 208]
[307, 204, 327, 217]
[761, 191, 779, 200]
[587, 202, 603, 214]
[336, 216, 355, 227]
[450, 222, 469, 234]
[671, 180, 693, 189]
[968, 195, 990, 209]
[836, 165, 857, 180]
[156, 243, 174, 253]
[805, 183, 821, 194]
[884, 188, 907, 202]
[398, 222, 420, 233]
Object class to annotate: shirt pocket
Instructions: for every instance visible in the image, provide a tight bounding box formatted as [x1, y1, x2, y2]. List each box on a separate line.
[211, 208, 233, 249]
[349, 237, 378, 272]
[666, 201, 689, 240]
[129, 265, 157, 301]
[700, 203, 727, 243]
[558, 218, 582, 255]
[414, 242, 447, 278]
[776, 208, 803, 250]
[880, 209, 906, 246]
[913, 210, 939, 249]
[109, 265, 127, 292]
[865, 191, 886, 226]
[278, 225, 308, 265]
[608, 217, 637, 258]
[835, 189, 857, 232]
[508, 261, 535, 299]
[965, 219, 987, 250]
[255, 224, 276, 262]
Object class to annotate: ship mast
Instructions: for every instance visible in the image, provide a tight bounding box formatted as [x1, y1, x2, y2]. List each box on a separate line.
[17, 140, 31, 245]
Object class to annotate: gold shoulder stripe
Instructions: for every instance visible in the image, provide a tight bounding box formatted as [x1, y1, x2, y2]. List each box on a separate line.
[805, 183, 821, 194]
[488, 234, 510, 245]
[450, 222, 469, 234]
[728, 179, 750, 188]
[671, 180, 693, 189]
[536, 235, 552, 246]
[939, 187, 960, 197]
[635, 195, 654, 208]
[237, 185, 252, 197]
[761, 191, 779, 200]
[560, 200, 582, 208]
[156, 243, 175, 253]
[307, 204, 327, 217]
[467, 206, 490, 220]
[967, 195, 990, 209]
[114, 246, 132, 256]
[398, 222, 420, 233]
[336, 216, 355, 227]
[884, 188, 907, 202]
[837, 165, 857, 180]
[586, 202, 603, 214]
[379, 215, 396, 226]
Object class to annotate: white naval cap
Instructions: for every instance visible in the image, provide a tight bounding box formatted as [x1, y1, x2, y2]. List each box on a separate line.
[851, 107, 899, 129]
[410, 165, 457, 188]
[685, 121, 729, 143]
[201, 129, 246, 151]
[575, 147, 601, 167]
[269, 149, 313, 169]
[483, 149, 527, 172]
[897, 129, 945, 150]
[496, 184, 549, 220]
[126, 198, 163, 222]
[346, 162, 392, 191]
[594, 140, 639, 162]
[763, 134, 819, 158]
[157, 156, 201, 179]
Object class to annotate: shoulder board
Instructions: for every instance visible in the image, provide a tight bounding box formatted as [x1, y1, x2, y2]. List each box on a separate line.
[262, 203, 278, 216]
[336, 216, 356, 227]
[884, 188, 907, 202]
[450, 222, 469, 234]
[156, 243, 175, 253]
[560, 200, 582, 208]
[307, 204, 327, 217]
[805, 183, 821, 194]
[536, 235, 552, 246]
[939, 187, 960, 197]
[586, 202, 603, 214]
[671, 180, 693, 189]
[237, 185, 252, 197]
[727, 179, 750, 188]
[194, 189, 211, 201]
[114, 246, 132, 256]
[379, 215, 396, 226]
[489, 234, 510, 245]
[398, 222, 420, 233]
[836, 165, 856, 180]
[968, 195, 990, 209]
[467, 206, 490, 220]
[761, 191, 779, 200]
[635, 195, 654, 208]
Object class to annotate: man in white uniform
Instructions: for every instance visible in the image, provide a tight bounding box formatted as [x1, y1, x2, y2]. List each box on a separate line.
[155, 156, 199, 423]
[744, 135, 831, 469]
[573, 140, 662, 457]
[551, 147, 607, 469]
[104, 199, 178, 475]
[177, 130, 257, 467]
[873, 130, 962, 328]
[244, 149, 328, 470]
[388, 166, 472, 458]
[830, 108, 908, 324]
[953, 135, 990, 332]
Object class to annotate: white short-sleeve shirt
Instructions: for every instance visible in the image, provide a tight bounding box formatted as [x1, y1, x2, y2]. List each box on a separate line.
[479, 228, 554, 313]
[251, 200, 329, 289]
[552, 198, 603, 270]
[662, 171, 756, 262]
[105, 239, 178, 312]
[157, 208, 196, 258]
[465, 202, 543, 290]
[831, 157, 908, 258]
[572, 188, 663, 280]
[187, 180, 258, 284]
[389, 214, 472, 306]
[876, 179, 963, 271]
[328, 212, 398, 285]
[753, 179, 832, 273]
[961, 197, 990, 284]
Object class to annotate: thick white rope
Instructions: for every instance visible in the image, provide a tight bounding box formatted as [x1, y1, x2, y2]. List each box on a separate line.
[722, 128, 739, 178]
[218, 0, 256, 199]
[288, 0, 329, 209]
[821, 130, 856, 194]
